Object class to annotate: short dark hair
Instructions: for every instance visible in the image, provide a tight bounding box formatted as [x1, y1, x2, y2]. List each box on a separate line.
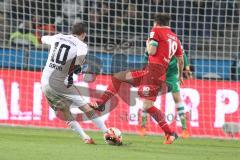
[154, 13, 171, 26]
[71, 23, 86, 35]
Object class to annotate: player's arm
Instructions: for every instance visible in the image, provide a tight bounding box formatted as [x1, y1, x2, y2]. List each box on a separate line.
[176, 55, 184, 84]
[183, 53, 192, 79]
[175, 40, 184, 85]
[75, 44, 88, 66]
[73, 44, 89, 75]
[146, 39, 158, 55]
[184, 54, 190, 69]
[41, 35, 55, 45]
[147, 29, 159, 55]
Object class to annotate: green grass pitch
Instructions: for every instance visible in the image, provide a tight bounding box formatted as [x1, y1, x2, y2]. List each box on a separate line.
[0, 126, 239, 160]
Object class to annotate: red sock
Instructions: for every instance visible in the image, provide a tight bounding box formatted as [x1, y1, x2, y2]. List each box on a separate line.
[146, 106, 173, 135]
[98, 76, 122, 105]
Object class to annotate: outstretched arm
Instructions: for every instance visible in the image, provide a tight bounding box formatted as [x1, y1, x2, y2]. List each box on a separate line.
[176, 55, 184, 85]
[183, 54, 192, 79]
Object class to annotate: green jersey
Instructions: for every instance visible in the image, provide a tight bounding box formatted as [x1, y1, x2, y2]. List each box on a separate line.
[166, 53, 189, 93]
[167, 54, 189, 76]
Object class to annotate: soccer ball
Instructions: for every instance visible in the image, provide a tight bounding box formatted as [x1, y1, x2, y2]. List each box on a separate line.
[104, 127, 122, 146]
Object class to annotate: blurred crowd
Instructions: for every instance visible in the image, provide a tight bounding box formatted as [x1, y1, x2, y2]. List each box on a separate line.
[1, 0, 239, 49]
[0, 0, 239, 80]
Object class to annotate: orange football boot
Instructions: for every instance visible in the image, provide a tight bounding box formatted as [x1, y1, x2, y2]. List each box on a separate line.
[84, 138, 95, 144]
[163, 132, 178, 144]
[181, 129, 190, 139]
[138, 127, 147, 136]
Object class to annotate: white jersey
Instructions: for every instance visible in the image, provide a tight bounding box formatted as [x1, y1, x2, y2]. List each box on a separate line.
[41, 33, 88, 90]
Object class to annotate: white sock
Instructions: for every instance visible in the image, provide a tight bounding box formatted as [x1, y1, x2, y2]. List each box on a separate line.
[84, 110, 108, 133]
[92, 117, 108, 133]
[176, 102, 185, 117]
[67, 121, 90, 140]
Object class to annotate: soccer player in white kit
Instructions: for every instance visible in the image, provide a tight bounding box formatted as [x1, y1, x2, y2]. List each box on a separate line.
[41, 23, 107, 144]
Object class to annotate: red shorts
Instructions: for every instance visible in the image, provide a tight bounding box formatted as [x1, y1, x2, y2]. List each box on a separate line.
[130, 64, 167, 101]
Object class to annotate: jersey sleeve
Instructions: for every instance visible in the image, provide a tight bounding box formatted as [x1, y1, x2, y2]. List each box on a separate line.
[174, 39, 183, 57]
[149, 27, 159, 42]
[41, 35, 55, 45]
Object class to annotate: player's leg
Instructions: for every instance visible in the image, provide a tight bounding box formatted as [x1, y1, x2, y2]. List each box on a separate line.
[90, 70, 136, 109]
[139, 110, 148, 136]
[43, 87, 94, 144]
[167, 74, 190, 138]
[142, 99, 177, 144]
[67, 88, 108, 134]
[59, 107, 94, 144]
[52, 103, 94, 144]
[77, 103, 108, 133]
[58, 102, 96, 144]
[171, 91, 190, 138]
[138, 65, 177, 144]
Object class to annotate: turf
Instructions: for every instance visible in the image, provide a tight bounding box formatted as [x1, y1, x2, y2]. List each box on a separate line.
[0, 126, 239, 160]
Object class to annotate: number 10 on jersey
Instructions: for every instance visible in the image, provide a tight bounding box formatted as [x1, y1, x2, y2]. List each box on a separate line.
[51, 42, 71, 65]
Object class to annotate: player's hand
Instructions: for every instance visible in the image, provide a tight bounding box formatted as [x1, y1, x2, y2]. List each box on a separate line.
[183, 70, 192, 79]
[179, 76, 184, 85]
[146, 39, 149, 44]
[146, 39, 150, 47]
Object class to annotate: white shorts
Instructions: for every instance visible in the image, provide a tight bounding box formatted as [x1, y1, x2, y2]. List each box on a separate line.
[42, 84, 87, 111]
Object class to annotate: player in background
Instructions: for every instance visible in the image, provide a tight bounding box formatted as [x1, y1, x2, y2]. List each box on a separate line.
[41, 23, 108, 144]
[139, 52, 191, 138]
[90, 13, 184, 144]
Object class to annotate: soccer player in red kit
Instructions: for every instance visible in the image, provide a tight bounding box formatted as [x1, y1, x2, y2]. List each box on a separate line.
[90, 13, 184, 144]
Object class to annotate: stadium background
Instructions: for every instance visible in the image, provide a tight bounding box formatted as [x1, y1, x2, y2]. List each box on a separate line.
[0, 0, 239, 138]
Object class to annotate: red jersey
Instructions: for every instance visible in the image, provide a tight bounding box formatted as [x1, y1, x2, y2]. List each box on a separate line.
[148, 26, 183, 69]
